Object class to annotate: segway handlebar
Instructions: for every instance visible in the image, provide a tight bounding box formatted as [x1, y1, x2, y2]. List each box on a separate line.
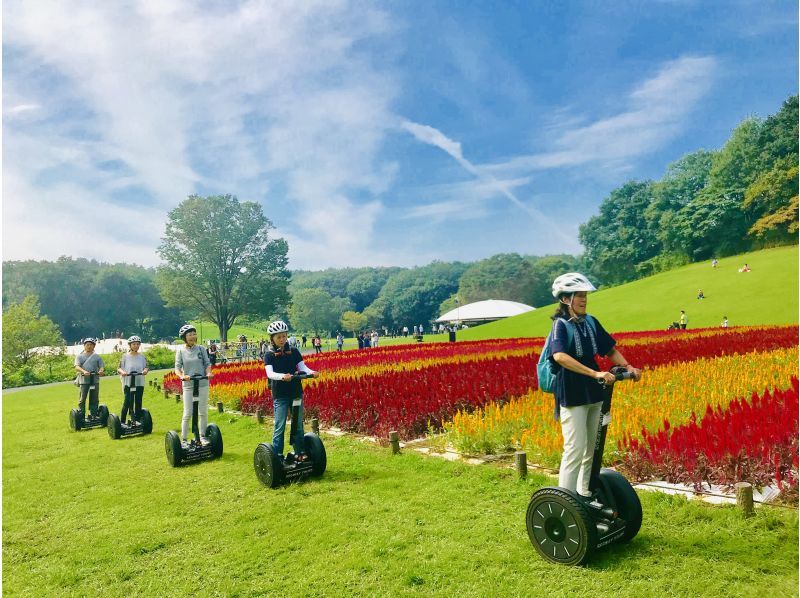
[597, 365, 636, 387]
[126, 371, 144, 388]
[290, 372, 314, 380]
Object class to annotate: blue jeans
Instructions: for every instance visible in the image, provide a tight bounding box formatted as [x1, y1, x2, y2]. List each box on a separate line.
[273, 396, 304, 456]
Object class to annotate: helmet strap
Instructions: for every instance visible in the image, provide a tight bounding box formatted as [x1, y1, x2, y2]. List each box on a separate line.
[560, 293, 583, 323]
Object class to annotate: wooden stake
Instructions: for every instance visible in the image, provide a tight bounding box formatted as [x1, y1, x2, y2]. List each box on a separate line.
[256, 408, 264, 423]
[311, 417, 320, 435]
[515, 451, 528, 479]
[389, 431, 400, 454]
[217, 401, 224, 414]
[174, 393, 180, 403]
[735, 482, 754, 517]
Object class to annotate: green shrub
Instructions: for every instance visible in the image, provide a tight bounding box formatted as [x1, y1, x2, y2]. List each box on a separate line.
[144, 345, 176, 369]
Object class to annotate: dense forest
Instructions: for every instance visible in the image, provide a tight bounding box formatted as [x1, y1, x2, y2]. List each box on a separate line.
[3, 95, 796, 342]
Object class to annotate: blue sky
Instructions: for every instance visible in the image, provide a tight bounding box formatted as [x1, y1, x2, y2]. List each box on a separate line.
[3, 0, 797, 270]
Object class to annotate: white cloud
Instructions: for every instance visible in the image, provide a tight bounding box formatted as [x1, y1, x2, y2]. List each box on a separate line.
[3, 0, 400, 269]
[486, 55, 718, 175]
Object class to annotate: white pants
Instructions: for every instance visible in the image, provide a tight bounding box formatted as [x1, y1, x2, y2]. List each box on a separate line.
[558, 402, 602, 496]
[182, 385, 209, 440]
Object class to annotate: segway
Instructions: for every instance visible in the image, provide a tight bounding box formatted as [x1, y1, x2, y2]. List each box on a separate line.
[164, 375, 223, 467]
[69, 372, 109, 431]
[254, 373, 327, 488]
[108, 372, 153, 439]
[526, 366, 642, 566]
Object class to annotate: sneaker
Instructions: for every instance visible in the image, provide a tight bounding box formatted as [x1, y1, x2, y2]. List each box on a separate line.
[285, 453, 296, 464]
[200, 437, 211, 447]
[181, 439, 190, 449]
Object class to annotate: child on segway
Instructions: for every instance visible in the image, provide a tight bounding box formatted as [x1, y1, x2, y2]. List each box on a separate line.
[117, 335, 149, 424]
[264, 320, 318, 464]
[548, 273, 642, 497]
[74, 337, 105, 419]
[174, 324, 213, 447]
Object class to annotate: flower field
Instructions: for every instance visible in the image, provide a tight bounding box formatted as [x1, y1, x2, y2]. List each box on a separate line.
[162, 325, 799, 492]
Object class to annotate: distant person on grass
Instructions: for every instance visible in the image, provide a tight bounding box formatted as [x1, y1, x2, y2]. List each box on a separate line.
[679, 310, 688, 329]
[697, 289, 705, 299]
[74, 337, 105, 420]
[336, 332, 344, 351]
[548, 273, 641, 497]
[721, 316, 729, 328]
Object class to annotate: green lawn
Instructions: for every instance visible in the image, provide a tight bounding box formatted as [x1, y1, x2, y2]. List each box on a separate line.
[459, 246, 799, 340]
[3, 381, 797, 596]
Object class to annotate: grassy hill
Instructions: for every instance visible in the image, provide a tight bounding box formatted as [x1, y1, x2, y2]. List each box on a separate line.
[459, 246, 798, 340]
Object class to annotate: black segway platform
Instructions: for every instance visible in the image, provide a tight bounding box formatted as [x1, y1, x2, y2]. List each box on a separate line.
[69, 373, 108, 431]
[253, 373, 327, 488]
[526, 366, 642, 566]
[164, 375, 223, 467]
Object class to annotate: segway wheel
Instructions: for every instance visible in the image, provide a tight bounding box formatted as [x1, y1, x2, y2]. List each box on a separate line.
[254, 443, 284, 488]
[98, 405, 109, 426]
[108, 413, 122, 439]
[526, 487, 597, 566]
[140, 409, 153, 435]
[69, 408, 82, 431]
[165, 431, 184, 467]
[599, 468, 642, 542]
[303, 432, 327, 477]
[205, 423, 223, 458]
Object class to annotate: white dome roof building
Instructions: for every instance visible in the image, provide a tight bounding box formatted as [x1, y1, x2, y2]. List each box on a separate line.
[435, 299, 535, 324]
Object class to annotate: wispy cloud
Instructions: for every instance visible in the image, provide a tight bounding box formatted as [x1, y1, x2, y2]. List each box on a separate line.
[486, 55, 718, 175]
[400, 176, 532, 222]
[401, 120, 576, 244]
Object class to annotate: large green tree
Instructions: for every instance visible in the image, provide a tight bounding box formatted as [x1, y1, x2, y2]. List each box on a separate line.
[580, 181, 660, 285]
[2, 295, 65, 370]
[156, 194, 289, 342]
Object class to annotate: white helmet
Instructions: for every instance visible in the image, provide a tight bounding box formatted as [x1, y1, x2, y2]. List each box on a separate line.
[552, 273, 597, 298]
[82, 337, 98, 345]
[178, 324, 196, 339]
[267, 320, 289, 336]
[127, 335, 142, 343]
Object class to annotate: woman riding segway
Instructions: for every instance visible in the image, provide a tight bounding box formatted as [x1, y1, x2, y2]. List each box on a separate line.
[74, 337, 106, 420]
[174, 324, 213, 447]
[264, 320, 318, 464]
[117, 336, 149, 424]
[548, 273, 641, 497]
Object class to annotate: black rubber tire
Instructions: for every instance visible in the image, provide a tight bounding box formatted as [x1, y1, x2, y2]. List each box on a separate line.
[98, 405, 109, 426]
[69, 409, 82, 431]
[107, 413, 122, 439]
[165, 431, 183, 467]
[599, 468, 642, 542]
[303, 433, 327, 477]
[140, 409, 153, 435]
[206, 423, 223, 458]
[526, 487, 597, 566]
[254, 442, 284, 488]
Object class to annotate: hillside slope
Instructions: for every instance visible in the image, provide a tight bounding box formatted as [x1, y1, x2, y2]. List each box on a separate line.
[458, 246, 798, 339]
